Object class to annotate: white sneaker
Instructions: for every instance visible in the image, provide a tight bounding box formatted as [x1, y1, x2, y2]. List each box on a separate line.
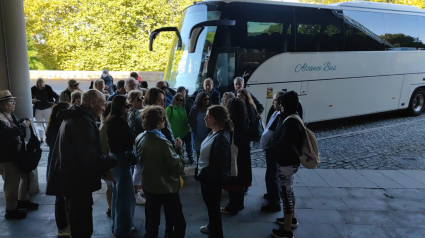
[200, 225, 210, 234]
[57, 225, 70, 237]
[135, 194, 146, 205]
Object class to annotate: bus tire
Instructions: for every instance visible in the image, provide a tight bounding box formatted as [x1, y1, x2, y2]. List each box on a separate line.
[408, 89, 425, 116]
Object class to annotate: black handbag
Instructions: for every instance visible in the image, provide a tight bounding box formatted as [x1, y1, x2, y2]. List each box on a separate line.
[18, 125, 42, 174]
[249, 112, 264, 142]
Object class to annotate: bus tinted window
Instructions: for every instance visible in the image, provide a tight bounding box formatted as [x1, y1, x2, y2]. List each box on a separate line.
[294, 8, 344, 52]
[384, 14, 418, 50]
[419, 17, 425, 49]
[343, 11, 385, 51]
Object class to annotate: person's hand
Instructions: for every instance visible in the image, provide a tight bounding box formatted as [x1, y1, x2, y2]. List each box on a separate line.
[32, 98, 37, 103]
[23, 119, 31, 128]
[102, 170, 113, 181]
[175, 138, 183, 148]
[134, 185, 142, 194]
[105, 85, 109, 90]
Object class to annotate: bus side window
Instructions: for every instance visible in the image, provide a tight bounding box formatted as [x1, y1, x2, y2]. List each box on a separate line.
[343, 10, 385, 51]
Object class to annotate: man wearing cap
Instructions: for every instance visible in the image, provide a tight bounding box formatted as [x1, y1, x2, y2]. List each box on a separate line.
[60, 79, 81, 103]
[0, 90, 39, 219]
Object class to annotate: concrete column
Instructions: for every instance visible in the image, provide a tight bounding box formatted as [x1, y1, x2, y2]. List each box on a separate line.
[0, 0, 39, 195]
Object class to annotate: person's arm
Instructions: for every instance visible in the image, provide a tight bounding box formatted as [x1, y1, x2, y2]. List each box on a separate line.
[0, 120, 26, 140]
[47, 85, 60, 103]
[163, 140, 184, 175]
[250, 93, 264, 115]
[70, 119, 116, 174]
[201, 132, 230, 181]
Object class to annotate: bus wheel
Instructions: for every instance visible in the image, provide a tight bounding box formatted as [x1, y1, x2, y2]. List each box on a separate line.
[408, 89, 425, 116]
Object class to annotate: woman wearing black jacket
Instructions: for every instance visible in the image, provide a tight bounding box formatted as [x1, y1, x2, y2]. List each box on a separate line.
[198, 105, 232, 238]
[266, 91, 304, 238]
[106, 95, 136, 237]
[0, 90, 37, 219]
[221, 98, 252, 215]
[31, 78, 59, 144]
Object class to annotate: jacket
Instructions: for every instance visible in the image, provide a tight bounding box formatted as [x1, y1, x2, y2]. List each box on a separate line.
[46, 105, 117, 196]
[198, 130, 231, 182]
[128, 107, 144, 137]
[231, 90, 264, 115]
[166, 105, 189, 139]
[107, 117, 135, 154]
[101, 74, 114, 94]
[188, 106, 211, 135]
[184, 97, 195, 116]
[192, 87, 221, 105]
[59, 88, 72, 103]
[31, 85, 59, 110]
[135, 131, 184, 194]
[0, 113, 26, 163]
[266, 92, 304, 167]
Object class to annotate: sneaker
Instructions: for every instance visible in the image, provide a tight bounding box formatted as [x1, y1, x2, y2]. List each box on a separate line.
[261, 203, 281, 213]
[57, 225, 71, 237]
[200, 225, 210, 234]
[106, 208, 111, 217]
[220, 206, 237, 215]
[131, 225, 137, 233]
[276, 217, 298, 228]
[5, 209, 26, 219]
[272, 228, 294, 238]
[135, 194, 146, 205]
[17, 200, 39, 210]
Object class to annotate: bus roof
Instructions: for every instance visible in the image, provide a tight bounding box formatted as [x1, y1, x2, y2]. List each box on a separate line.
[199, 0, 425, 14]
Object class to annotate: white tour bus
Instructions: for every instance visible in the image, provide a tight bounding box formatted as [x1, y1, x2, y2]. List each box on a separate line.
[149, 0, 425, 123]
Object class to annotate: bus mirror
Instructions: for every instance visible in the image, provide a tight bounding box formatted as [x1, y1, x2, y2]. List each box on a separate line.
[149, 27, 182, 51]
[188, 20, 236, 53]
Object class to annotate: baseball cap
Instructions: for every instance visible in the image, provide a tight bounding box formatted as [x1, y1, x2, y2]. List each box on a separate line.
[68, 79, 80, 87]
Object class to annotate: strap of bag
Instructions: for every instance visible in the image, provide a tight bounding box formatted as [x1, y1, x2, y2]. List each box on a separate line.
[169, 106, 174, 121]
[284, 114, 315, 156]
[232, 130, 235, 146]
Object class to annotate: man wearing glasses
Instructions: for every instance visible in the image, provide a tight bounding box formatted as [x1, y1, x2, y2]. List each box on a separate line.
[60, 79, 81, 103]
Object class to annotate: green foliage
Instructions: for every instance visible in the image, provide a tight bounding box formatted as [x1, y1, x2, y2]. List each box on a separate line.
[299, 0, 424, 9]
[262, 23, 283, 35]
[24, 0, 194, 71]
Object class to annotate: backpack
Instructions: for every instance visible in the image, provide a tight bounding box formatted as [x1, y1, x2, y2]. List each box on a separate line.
[283, 114, 321, 169]
[18, 125, 42, 174]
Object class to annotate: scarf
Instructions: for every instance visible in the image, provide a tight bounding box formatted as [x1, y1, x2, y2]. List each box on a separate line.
[0, 112, 17, 128]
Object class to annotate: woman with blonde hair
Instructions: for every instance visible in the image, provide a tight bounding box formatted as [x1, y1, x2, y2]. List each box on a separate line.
[191, 78, 221, 105]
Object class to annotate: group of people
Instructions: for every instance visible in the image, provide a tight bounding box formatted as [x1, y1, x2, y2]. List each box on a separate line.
[0, 72, 305, 238]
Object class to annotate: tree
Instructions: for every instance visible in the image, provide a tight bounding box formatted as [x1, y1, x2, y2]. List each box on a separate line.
[24, 0, 195, 71]
[299, 0, 424, 9]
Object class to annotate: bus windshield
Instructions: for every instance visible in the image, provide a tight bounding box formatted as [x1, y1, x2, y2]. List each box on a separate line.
[164, 4, 221, 94]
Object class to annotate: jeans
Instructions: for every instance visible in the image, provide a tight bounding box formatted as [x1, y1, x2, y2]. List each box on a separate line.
[64, 193, 93, 238]
[144, 190, 186, 238]
[182, 133, 194, 162]
[111, 153, 136, 237]
[55, 196, 68, 230]
[265, 151, 280, 205]
[200, 180, 223, 238]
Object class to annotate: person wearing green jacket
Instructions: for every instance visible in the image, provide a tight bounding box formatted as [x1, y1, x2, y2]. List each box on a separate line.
[166, 93, 190, 157]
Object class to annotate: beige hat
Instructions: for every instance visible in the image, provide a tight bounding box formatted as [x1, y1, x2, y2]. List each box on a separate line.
[0, 90, 16, 101]
[68, 79, 80, 87]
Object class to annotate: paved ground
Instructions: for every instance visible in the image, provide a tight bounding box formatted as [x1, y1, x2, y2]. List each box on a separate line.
[1, 167, 425, 238]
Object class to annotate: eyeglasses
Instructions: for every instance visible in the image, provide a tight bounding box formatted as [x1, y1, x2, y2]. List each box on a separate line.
[136, 97, 144, 102]
[202, 98, 210, 101]
[175, 98, 183, 102]
[8, 100, 16, 104]
[125, 103, 131, 109]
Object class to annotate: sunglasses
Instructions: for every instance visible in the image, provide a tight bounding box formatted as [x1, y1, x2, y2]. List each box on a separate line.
[125, 103, 131, 109]
[71, 85, 78, 88]
[161, 86, 168, 90]
[8, 100, 16, 104]
[136, 97, 144, 102]
[175, 98, 183, 102]
[202, 98, 210, 101]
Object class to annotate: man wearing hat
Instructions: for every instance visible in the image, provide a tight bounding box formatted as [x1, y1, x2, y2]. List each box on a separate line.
[0, 90, 39, 219]
[60, 79, 81, 103]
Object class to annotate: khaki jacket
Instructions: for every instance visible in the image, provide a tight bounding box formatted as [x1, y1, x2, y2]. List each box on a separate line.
[135, 131, 184, 194]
